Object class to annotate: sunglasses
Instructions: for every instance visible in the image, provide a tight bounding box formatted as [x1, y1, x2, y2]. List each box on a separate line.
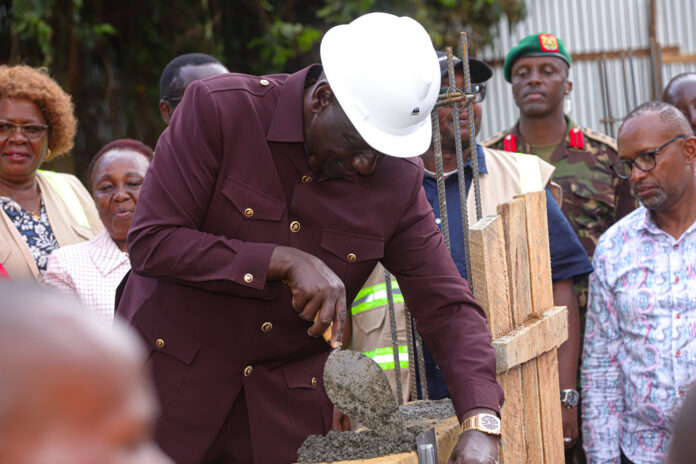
[438, 83, 486, 104]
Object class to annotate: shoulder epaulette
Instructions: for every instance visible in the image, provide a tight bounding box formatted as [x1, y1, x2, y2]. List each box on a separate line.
[480, 130, 507, 147]
[582, 127, 618, 152]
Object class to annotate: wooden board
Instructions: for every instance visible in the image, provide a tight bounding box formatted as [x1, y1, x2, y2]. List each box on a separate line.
[517, 192, 564, 463]
[515, 191, 553, 314]
[497, 368, 527, 463]
[469, 213, 524, 464]
[537, 350, 565, 464]
[493, 306, 568, 373]
[497, 199, 533, 325]
[469, 215, 513, 338]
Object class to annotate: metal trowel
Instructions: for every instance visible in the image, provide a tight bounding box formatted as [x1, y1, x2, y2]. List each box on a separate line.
[323, 348, 407, 438]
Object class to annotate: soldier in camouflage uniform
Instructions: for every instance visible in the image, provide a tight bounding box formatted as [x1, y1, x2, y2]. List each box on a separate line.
[481, 32, 636, 464]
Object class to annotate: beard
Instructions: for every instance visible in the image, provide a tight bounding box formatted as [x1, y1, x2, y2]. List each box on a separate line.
[632, 183, 669, 210]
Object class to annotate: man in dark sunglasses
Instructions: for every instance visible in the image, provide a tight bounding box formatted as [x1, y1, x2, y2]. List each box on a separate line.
[582, 102, 696, 464]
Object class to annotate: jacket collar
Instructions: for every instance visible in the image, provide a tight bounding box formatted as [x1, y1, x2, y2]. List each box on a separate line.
[88, 230, 129, 277]
[266, 64, 322, 143]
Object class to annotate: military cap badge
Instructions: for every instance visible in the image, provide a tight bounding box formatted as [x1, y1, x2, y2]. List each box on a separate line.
[538, 33, 559, 53]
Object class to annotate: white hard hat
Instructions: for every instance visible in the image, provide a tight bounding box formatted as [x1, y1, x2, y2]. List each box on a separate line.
[320, 12, 440, 158]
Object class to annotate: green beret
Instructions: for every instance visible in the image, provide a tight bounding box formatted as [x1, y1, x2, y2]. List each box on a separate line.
[503, 33, 571, 83]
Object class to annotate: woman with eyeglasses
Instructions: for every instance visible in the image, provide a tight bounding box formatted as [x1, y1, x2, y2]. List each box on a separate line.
[0, 65, 102, 280]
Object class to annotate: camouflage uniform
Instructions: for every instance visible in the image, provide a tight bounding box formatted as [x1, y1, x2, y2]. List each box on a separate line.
[482, 117, 637, 309]
[482, 117, 635, 260]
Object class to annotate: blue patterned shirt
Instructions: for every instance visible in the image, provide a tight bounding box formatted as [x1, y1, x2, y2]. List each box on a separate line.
[582, 206, 696, 464]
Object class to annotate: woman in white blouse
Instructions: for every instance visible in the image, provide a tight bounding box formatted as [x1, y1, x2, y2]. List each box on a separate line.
[44, 139, 153, 321]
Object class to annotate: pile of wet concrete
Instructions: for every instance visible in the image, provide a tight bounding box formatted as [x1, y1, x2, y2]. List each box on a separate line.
[298, 399, 455, 462]
[297, 350, 456, 463]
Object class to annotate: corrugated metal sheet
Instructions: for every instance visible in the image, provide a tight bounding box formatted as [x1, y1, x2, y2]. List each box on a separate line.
[473, 0, 696, 141]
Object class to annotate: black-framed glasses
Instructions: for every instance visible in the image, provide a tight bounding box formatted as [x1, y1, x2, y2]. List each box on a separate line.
[438, 83, 486, 104]
[0, 120, 49, 140]
[610, 135, 686, 179]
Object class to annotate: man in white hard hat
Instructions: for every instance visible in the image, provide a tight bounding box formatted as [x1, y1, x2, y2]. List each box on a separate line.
[117, 12, 503, 464]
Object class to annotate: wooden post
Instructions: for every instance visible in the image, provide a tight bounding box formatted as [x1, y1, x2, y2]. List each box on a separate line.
[469, 215, 526, 463]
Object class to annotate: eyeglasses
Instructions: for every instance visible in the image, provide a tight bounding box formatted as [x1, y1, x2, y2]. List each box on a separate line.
[0, 120, 49, 140]
[610, 135, 686, 179]
[438, 83, 486, 104]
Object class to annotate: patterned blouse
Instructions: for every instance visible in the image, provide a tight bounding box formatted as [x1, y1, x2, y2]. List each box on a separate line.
[582, 206, 696, 463]
[0, 195, 58, 274]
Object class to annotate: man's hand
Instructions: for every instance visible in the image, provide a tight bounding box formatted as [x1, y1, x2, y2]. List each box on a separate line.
[448, 430, 499, 464]
[448, 408, 499, 464]
[562, 406, 578, 449]
[268, 246, 347, 349]
[332, 406, 351, 431]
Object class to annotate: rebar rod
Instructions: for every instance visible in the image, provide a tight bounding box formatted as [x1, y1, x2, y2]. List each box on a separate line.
[383, 269, 403, 405]
[431, 108, 451, 252]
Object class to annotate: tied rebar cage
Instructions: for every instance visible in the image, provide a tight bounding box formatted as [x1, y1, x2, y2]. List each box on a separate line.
[382, 33, 484, 404]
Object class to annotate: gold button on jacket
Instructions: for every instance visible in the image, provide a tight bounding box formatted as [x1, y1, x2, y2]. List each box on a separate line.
[244, 365, 253, 376]
[244, 273, 254, 283]
[311, 377, 317, 386]
[155, 338, 165, 348]
[347, 253, 357, 262]
[261, 322, 273, 332]
[259, 79, 269, 86]
[244, 208, 254, 217]
[301, 175, 312, 183]
[290, 221, 301, 233]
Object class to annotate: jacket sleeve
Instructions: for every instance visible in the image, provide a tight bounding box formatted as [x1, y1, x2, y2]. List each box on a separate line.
[581, 253, 623, 463]
[126, 80, 277, 297]
[381, 166, 504, 420]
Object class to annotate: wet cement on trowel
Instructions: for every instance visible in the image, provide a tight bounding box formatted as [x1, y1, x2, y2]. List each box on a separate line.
[297, 349, 455, 463]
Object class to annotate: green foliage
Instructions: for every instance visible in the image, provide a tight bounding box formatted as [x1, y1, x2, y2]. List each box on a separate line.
[2, 0, 525, 180]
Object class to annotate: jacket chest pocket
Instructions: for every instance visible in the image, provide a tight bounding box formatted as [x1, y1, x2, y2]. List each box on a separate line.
[320, 228, 384, 281]
[221, 177, 286, 240]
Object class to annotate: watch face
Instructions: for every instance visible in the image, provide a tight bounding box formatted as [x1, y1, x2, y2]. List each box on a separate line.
[480, 415, 500, 432]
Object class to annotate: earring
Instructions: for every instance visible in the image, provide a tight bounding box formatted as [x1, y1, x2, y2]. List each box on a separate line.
[563, 97, 572, 115]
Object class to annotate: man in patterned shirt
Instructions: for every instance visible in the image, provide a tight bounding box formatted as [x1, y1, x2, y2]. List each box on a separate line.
[582, 101, 696, 464]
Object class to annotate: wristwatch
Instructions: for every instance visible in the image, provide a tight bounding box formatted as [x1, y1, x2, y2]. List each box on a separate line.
[461, 413, 501, 436]
[560, 389, 580, 409]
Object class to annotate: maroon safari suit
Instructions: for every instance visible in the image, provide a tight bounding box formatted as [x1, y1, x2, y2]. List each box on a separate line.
[117, 65, 503, 464]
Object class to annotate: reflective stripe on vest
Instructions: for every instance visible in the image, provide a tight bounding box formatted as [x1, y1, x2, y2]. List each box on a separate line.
[363, 345, 409, 370]
[39, 170, 91, 229]
[351, 280, 403, 315]
[515, 153, 544, 193]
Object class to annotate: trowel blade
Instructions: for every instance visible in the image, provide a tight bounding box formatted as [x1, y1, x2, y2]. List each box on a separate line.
[323, 349, 406, 438]
[416, 427, 438, 464]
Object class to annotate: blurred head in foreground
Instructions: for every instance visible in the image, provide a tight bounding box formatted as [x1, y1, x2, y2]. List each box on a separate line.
[0, 282, 171, 464]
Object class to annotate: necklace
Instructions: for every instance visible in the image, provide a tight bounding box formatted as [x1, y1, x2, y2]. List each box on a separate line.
[0, 187, 42, 220]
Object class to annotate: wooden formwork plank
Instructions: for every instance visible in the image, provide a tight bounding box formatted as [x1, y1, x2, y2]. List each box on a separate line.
[468, 214, 525, 464]
[469, 215, 513, 338]
[496, 199, 533, 325]
[515, 191, 554, 313]
[493, 306, 568, 373]
[537, 350, 565, 464]
[516, 191, 564, 463]
[521, 360, 544, 462]
[497, 368, 527, 464]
